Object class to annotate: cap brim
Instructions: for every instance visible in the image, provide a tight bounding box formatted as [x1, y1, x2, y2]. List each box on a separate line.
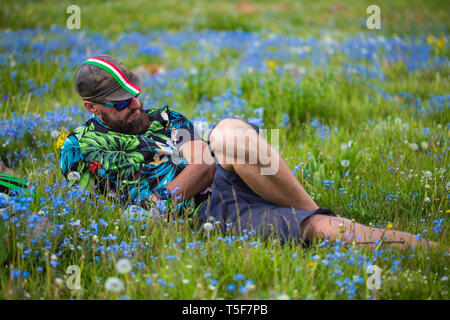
[102, 72, 143, 101]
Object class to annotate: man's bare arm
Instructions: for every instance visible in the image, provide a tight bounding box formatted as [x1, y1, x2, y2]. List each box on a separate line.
[163, 140, 216, 201]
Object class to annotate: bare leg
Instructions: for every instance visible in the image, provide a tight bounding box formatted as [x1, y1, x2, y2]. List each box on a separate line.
[301, 215, 437, 249]
[209, 118, 318, 211]
[209, 118, 437, 250]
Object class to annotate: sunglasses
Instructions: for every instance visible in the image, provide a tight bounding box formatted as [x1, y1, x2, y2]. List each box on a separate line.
[93, 96, 137, 111]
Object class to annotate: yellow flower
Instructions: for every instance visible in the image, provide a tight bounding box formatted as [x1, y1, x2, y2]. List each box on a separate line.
[55, 128, 68, 150]
[307, 262, 316, 268]
[386, 224, 393, 230]
[266, 60, 276, 69]
[436, 37, 445, 49]
[427, 34, 435, 44]
[446, 209, 450, 214]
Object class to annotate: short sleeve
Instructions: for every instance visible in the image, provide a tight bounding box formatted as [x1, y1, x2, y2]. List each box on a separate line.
[164, 106, 203, 148]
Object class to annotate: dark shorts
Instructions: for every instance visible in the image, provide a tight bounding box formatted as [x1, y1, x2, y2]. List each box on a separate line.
[198, 119, 336, 244]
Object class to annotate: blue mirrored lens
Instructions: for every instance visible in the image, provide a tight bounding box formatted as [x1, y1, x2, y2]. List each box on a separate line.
[115, 98, 132, 110]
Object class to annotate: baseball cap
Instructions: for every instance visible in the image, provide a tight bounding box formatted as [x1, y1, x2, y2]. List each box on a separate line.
[74, 55, 143, 102]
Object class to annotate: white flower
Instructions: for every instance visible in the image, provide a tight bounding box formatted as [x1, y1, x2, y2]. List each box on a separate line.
[202, 222, 214, 232]
[182, 279, 190, 284]
[105, 277, 124, 293]
[424, 197, 431, 203]
[67, 171, 81, 182]
[340, 143, 347, 150]
[409, 143, 418, 151]
[420, 141, 428, 150]
[340, 160, 349, 167]
[394, 118, 402, 125]
[116, 258, 132, 274]
[437, 124, 442, 129]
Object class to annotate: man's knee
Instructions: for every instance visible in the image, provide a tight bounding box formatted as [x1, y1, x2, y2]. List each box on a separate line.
[209, 118, 254, 144]
[209, 118, 257, 167]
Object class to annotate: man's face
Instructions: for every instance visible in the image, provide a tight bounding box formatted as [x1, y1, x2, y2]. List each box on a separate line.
[92, 97, 150, 135]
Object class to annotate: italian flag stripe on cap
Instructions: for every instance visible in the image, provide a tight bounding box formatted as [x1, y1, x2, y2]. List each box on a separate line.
[83, 57, 141, 96]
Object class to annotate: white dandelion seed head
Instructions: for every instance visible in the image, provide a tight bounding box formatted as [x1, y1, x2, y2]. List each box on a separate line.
[420, 141, 429, 150]
[55, 277, 63, 286]
[340, 160, 349, 167]
[423, 171, 432, 179]
[424, 197, 431, 203]
[347, 140, 354, 148]
[51, 130, 60, 138]
[116, 258, 132, 274]
[409, 143, 418, 151]
[277, 293, 291, 300]
[105, 277, 124, 293]
[67, 171, 81, 182]
[394, 118, 402, 125]
[245, 282, 256, 290]
[189, 67, 198, 75]
[202, 222, 214, 232]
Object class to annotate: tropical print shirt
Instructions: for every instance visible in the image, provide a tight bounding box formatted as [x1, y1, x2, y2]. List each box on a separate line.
[59, 105, 211, 212]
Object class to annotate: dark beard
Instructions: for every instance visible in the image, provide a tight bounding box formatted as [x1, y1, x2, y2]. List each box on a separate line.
[99, 105, 150, 135]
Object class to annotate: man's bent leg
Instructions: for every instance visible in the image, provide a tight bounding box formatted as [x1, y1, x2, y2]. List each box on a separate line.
[301, 214, 437, 249]
[209, 118, 319, 212]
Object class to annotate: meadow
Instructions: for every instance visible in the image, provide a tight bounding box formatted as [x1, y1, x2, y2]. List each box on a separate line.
[0, 0, 449, 300]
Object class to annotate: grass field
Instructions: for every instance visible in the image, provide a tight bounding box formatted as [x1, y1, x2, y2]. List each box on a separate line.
[0, 0, 449, 300]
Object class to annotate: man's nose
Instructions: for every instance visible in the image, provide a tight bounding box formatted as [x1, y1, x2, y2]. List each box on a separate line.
[128, 96, 140, 109]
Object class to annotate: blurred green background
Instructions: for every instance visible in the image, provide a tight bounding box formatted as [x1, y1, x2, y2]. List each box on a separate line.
[2, 0, 449, 38]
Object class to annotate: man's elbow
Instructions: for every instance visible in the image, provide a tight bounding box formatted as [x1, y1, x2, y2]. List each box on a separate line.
[204, 163, 216, 182]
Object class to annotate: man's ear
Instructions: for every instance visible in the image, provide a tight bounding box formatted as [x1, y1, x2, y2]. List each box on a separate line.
[83, 101, 97, 114]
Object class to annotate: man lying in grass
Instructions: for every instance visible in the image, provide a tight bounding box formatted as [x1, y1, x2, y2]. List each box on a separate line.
[60, 55, 436, 250]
